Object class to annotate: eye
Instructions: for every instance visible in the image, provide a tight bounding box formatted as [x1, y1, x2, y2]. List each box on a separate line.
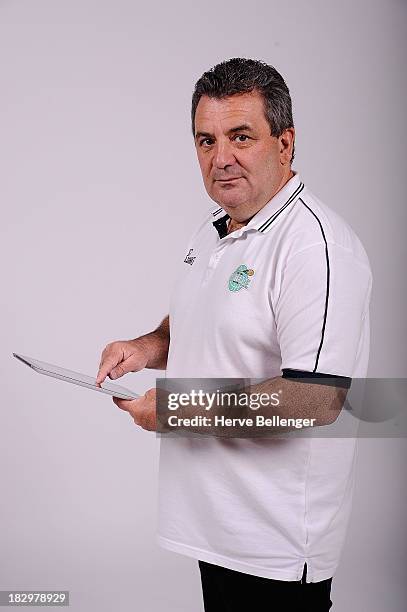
[199, 138, 214, 147]
[233, 134, 250, 143]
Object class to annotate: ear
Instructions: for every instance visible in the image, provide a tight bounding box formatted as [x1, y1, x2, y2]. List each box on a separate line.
[279, 128, 295, 165]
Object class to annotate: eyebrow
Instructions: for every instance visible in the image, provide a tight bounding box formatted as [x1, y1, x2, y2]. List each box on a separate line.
[195, 124, 254, 141]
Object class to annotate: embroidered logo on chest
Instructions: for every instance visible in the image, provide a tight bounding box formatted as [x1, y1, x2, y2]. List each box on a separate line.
[228, 264, 255, 292]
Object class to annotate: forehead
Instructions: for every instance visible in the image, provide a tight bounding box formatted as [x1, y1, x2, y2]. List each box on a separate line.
[194, 90, 268, 132]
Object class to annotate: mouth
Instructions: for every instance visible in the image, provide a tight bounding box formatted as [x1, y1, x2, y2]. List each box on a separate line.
[216, 177, 242, 183]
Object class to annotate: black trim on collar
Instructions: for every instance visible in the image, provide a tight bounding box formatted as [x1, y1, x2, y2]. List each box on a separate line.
[212, 214, 230, 239]
[258, 182, 304, 232]
[299, 197, 330, 373]
[210, 181, 304, 236]
[212, 207, 224, 217]
[282, 369, 351, 389]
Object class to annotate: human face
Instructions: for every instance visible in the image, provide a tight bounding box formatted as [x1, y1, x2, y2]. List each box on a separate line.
[194, 90, 294, 222]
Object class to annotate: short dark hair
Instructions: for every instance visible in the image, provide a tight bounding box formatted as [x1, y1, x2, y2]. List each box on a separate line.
[191, 57, 295, 162]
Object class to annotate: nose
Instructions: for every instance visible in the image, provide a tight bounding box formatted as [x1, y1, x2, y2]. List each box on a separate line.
[213, 138, 236, 169]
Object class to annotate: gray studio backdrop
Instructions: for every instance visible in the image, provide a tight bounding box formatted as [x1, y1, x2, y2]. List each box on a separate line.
[1, 1, 406, 611]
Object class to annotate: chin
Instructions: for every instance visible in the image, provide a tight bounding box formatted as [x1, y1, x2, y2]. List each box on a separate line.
[212, 191, 245, 210]
[221, 202, 242, 213]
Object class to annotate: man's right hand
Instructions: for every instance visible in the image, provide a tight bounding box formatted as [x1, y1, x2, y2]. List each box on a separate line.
[96, 339, 150, 385]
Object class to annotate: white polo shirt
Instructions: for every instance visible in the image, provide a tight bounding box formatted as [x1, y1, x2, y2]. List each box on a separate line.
[157, 172, 372, 583]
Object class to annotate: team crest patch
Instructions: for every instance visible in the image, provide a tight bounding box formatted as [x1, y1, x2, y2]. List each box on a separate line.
[228, 265, 255, 292]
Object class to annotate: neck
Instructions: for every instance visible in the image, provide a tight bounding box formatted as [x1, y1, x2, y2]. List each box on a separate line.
[227, 168, 295, 234]
[227, 217, 249, 234]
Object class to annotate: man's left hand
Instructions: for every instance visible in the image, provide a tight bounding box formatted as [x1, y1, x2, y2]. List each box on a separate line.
[113, 388, 157, 431]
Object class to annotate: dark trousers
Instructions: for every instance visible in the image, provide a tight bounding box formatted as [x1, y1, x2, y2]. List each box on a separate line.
[198, 561, 333, 611]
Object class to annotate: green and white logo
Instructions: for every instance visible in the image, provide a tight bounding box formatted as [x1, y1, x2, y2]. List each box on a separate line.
[228, 264, 255, 292]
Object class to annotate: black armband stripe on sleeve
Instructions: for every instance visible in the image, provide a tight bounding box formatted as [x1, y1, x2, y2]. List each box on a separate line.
[282, 369, 352, 389]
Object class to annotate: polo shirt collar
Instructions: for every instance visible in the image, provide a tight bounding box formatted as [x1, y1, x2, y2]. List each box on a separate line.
[211, 172, 305, 238]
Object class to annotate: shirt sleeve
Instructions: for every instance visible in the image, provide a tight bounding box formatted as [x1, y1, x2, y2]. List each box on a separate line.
[274, 242, 372, 378]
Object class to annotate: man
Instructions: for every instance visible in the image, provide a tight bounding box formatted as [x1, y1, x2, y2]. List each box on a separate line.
[96, 58, 372, 610]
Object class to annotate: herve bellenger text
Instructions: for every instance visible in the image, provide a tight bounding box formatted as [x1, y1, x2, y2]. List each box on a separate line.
[166, 414, 317, 429]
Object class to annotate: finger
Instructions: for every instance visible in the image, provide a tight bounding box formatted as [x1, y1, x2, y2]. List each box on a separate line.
[96, 356, 121, 384]
[112, 396, 130, 412]
[113, 395, 142, 415]
[96, 348, 109, 383]
[109, 361, 131, 380]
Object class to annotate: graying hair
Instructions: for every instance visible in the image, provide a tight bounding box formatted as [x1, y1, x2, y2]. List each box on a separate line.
[191, 57, 295, 162]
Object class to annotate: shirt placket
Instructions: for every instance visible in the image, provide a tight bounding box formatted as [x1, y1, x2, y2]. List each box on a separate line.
[202, 238, 232, 286]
